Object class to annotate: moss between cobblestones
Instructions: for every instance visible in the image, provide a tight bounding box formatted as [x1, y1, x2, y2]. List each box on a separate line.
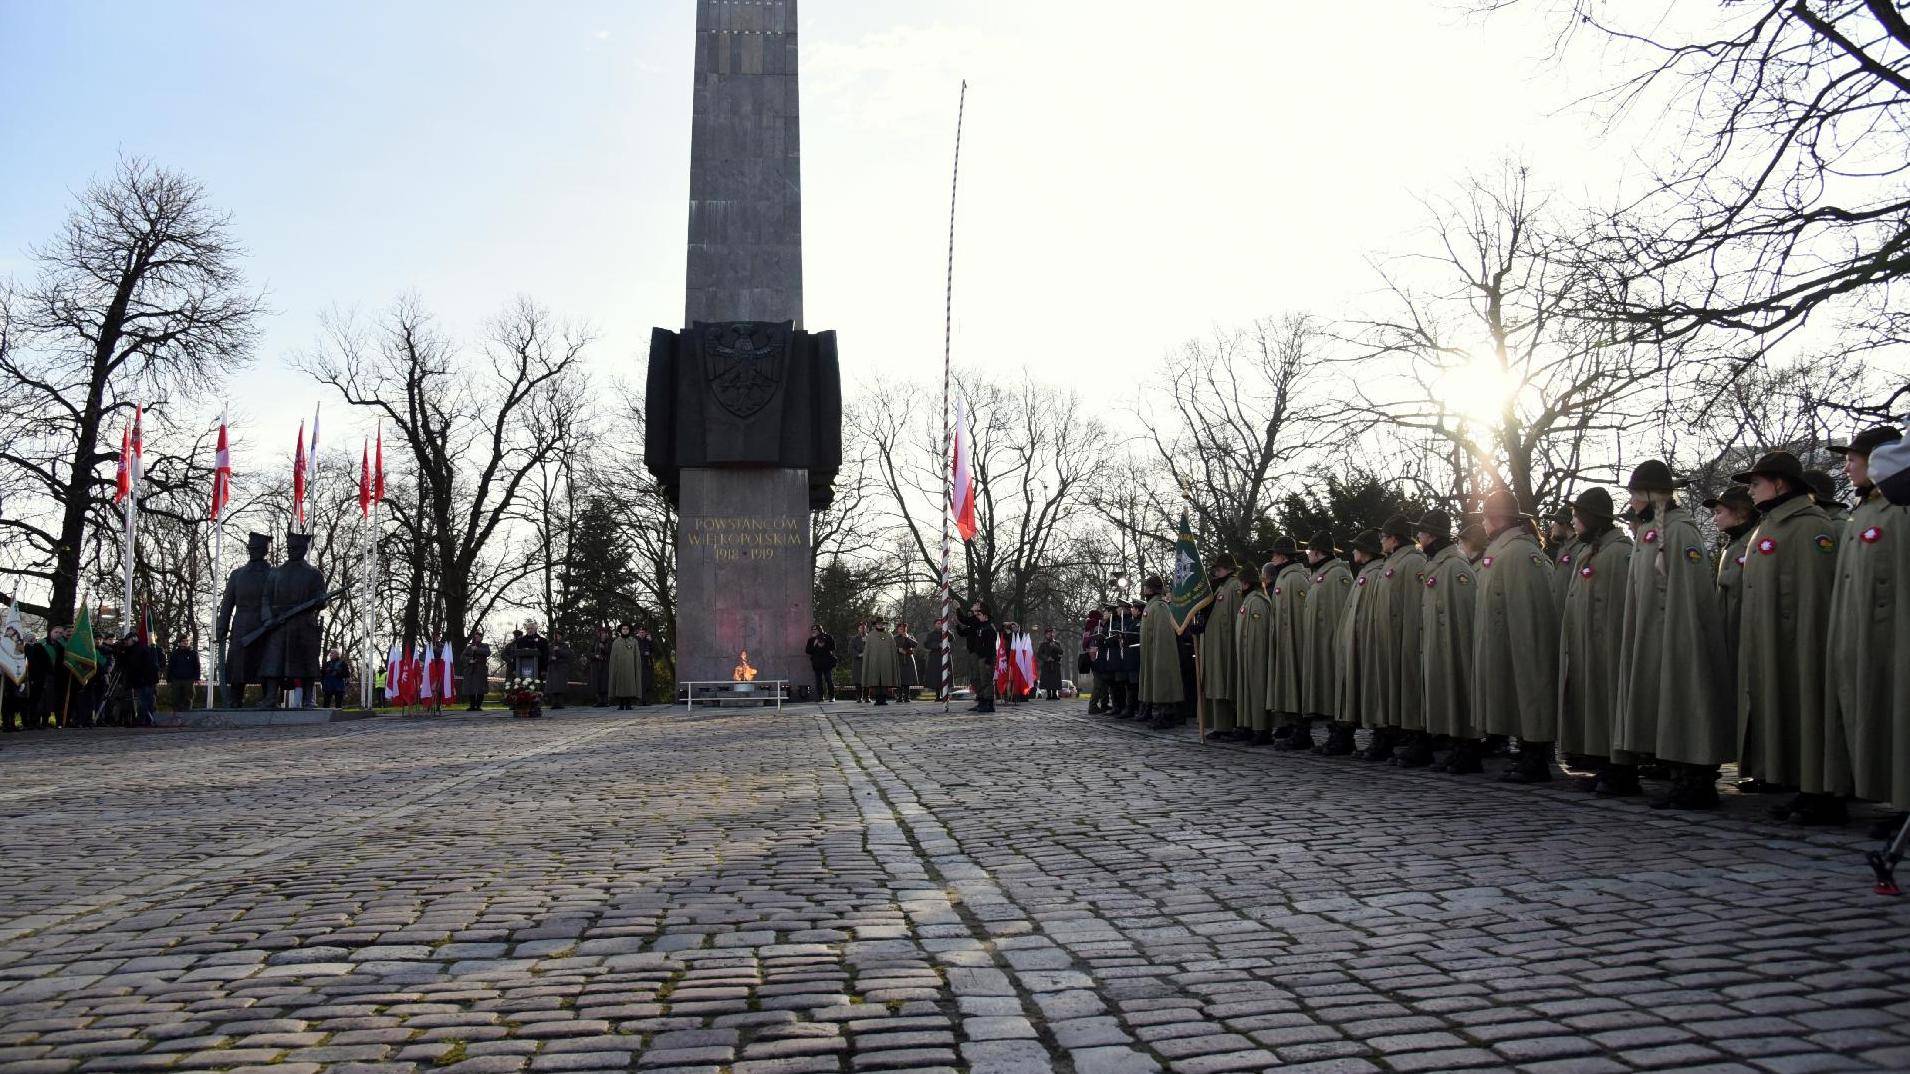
[433, 1039, 467, 1066]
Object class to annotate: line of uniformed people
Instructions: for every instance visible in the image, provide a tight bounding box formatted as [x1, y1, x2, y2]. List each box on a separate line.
[1080, 426, 1908, 828]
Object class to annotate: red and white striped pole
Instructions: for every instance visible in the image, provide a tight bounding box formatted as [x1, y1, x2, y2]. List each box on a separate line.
[938, 80, 967, 711]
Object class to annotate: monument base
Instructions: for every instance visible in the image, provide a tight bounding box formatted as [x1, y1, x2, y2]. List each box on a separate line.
[676, 467, 812, 687]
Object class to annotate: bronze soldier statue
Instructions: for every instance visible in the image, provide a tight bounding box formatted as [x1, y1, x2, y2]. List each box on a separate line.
[215, 532, 274, 708]
[259, 531, 328, 708]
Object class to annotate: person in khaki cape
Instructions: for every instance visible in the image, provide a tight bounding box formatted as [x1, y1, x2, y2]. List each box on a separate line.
[1471, 489, 1562, 783]
[1704, 485, 1758, 677]
[1458, 522, 1488, 566]
[1264, 539, 1311, 741]
[1221, 565, 1272, 743]
[1734, 450, 1844, 824]
[1413, 510, 1481, 772]
[1299, 532, 1352, 736]
[1325, 530, 1388, 754]
[1805, 469, 1853, 534]
[861, 618, 900, 705]
[1362, 514, 1427, 763]
[1554, 488, 1636, 795]
[1546, 507, 1589, 607]
[1612, 460, 1735, 808]
[1825, 427, 1910, 825]
[1137, 576, 1185, 725]
[1194, 556, 1244, 736]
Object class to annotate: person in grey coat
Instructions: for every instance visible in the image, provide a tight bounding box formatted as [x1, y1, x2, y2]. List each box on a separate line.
[461, 628, 492, 711]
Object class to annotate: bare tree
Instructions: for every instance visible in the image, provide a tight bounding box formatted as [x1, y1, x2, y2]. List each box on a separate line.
[1139, 313, 1340, 563]
[297, 295, 590, 652]
[1472, 1, 1910, 368]
[858, 370, 1112, 621]
[0, 158, 262, 622]
[1347, 165, 1688, 513]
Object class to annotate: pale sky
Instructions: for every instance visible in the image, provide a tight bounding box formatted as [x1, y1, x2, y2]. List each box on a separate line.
[0, 0, 1624, 451]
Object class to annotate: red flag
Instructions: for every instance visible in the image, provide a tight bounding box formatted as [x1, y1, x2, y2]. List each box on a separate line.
[358, 440, 371, 518]
[130, 405, 144, 484]
[137, 601, 151, 647]
[114, 427, 131, 504]
[951, 400, 978, 541]
[211, 417, 232, 521]
[292, 421, 307, 526]
[373, 427, 385, 503]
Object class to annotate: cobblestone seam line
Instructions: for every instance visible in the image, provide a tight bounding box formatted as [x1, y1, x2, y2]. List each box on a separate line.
[0, 719, 629, 947]
[823, 714, 1099, 1074]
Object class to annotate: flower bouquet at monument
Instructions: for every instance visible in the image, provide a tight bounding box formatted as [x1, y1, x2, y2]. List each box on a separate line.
[502, 677, 544, 719]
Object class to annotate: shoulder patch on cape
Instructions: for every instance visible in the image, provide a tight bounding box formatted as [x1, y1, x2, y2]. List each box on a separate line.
[1457, 572, 1473, 585]
[1529, 553, 1548, 569]
[1813, 533, 1837, 554]
[1684, 546, 1703, 564]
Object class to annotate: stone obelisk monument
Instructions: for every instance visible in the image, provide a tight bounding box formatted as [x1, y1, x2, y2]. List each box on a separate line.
[646, 0, 842, 695]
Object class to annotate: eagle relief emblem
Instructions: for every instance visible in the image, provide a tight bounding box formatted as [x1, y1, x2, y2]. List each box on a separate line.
[700, 321, 790, 419]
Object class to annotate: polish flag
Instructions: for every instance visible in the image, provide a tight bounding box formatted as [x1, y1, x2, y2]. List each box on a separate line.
[114, 427, 132, 504]
[994, 632, 1011, 699]
[211, 416, 232, 521]
[358, 440, 371, 518]
[418, 643, 437, 703]
[373, 426, 385, 503]
[385, 644, 402, 700]
[951, 400, 978, 541]
[1014, 632, 1035, 697]
[439, 641, 456, 700]
[130, 405, 144, 483]
[292, 421, 307, 526]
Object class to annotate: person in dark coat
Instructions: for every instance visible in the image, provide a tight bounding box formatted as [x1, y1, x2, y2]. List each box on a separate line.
[895, 621, 921, 700]
[635, 627, 657, 705]
[319, 649, 349, 708]
[36, 627, 68, 728]
[805, 624, 837, 702]
[1037, 628, 1064, 699]
[546, 632, 574, 709]
[120, 633, 161, 727]
[166, 640, 201, 712]
[954, 600, 998, 713]
[461, 629, 492, 711]
[1122, 599, 1145, 718]
[590, 625, 612, 705]
[515, 622, 550, 675]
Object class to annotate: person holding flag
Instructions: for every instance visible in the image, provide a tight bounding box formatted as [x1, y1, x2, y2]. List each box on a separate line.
[63, 606, 100, 728]
[953, 598, 998, 714]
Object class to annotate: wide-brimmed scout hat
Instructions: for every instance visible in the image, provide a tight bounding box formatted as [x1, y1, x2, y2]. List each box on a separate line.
[1571, 487, 1616, 523]
[1700, 485, 1756, 513]
[1731, 449, 1807, 486]
[1626, 460, 1689, 492]
[1350, 529, 1384, 557]
[1828, 426, 1902, 457]
[1415, 509, 1454, 537]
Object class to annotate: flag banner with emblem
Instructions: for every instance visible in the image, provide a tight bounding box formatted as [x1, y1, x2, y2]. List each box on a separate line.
[65, 604, 100, 685]
[0, 601, 27, 685]
[211, 415, 232, 520]
[1169, 512, 1212, 632]
[292, 421, 308, 526]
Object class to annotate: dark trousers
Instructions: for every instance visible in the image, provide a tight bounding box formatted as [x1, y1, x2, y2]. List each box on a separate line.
[545, 689, 566, 710]
[169, 683, 194, 712]
[813, 668, 832, 701]
[322, 688, 344, 708]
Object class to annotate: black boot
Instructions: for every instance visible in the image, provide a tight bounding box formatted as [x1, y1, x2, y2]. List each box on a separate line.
[1272, 721, 1312, 751]
[1314, 723, 1355, 756]
[1594, 763, 1642, 797]
[1358, 727, 1398, 763]
[1392, 732, 1435, 768]
[1499, 741, 1554, 783]
[1439, 739, 1485, 774]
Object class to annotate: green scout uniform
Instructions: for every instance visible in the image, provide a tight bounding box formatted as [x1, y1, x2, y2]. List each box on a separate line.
[1472, 526, 1560, 741]
[1556, 526, 1632, 758]
[1200, 575, 1244, 732]
[1419, 542, 1479, 739]
[1716, 525, 1753, 674]
[1139, 595, 1184, 705]
[1375, 545, 1428, 730]
[1551, 535, 1589, 607]
[1341, 560, 1388, 726]
[862, 627, 899, 689]
[1266, 561, 1310, 721]
[1302, 559, 1353, 718]
[1233, 586, 1273, 732]
[1614, 505, 1734, 764]
[1737, 494, 1840, 791]
[1828, 489, 1910, 808]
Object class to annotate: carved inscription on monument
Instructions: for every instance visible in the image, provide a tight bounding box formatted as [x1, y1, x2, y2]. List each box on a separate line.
[684, 515, 804, 563]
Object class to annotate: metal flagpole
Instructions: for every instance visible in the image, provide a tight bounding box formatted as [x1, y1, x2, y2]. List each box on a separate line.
[208, 409, 225, 709]
[939, 80, 967, 712]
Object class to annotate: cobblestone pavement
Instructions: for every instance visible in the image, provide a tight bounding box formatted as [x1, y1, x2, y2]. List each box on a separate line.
[4, 702, 1909, 1074]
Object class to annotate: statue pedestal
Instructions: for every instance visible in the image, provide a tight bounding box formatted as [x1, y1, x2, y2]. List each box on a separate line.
[675, 467, 812, 688]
